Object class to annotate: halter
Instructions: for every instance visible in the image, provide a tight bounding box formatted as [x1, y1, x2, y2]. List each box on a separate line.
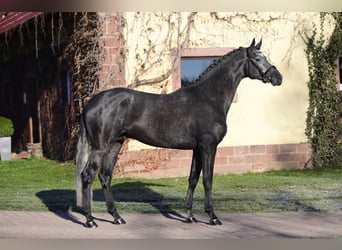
[246, 50, 276, 82]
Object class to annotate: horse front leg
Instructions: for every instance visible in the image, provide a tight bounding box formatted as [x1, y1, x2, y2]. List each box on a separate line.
[201, 144, 222, 225]
[184, 148, 202, 223]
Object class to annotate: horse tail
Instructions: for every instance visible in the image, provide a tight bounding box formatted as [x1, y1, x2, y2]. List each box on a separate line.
[76, 113, 89, 207]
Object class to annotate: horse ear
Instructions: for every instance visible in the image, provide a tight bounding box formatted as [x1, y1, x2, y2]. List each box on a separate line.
[255, 39, 262, 50]
[250, 38, 256, 48]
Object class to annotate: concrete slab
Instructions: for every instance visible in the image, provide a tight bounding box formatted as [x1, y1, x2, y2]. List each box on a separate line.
[0, 211, 342, 239]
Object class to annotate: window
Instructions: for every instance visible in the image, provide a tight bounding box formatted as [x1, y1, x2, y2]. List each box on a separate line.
[172, 47, 238, 102]
[59, 70, 71, 104]
[338, 57, 342, 91]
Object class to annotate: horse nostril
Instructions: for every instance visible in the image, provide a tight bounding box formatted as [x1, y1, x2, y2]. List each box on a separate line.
[272, 77, 282, 86]
[269, 68, 282, 86]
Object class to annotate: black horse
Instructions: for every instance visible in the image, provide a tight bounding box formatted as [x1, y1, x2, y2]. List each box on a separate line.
[76, 39, 282, 228]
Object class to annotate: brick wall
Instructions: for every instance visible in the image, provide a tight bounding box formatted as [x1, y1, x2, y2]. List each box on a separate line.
[98, 13, 125, 89]
[113, 142, 311, 178]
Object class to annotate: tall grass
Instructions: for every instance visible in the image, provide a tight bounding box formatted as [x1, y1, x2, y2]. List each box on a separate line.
[0, 158, 341, 214]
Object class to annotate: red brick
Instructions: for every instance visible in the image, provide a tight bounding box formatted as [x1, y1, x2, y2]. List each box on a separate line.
[100, 65, 110, 73]
[293, 153, 310, 163]
[297, 143, 311, 153]
[102, 53, 114, 65]
[245, 155, 263, 164]
[105, 22, 121, 34]
[229, 164, 251, 173]
[261, 154, 272, 163]
[100, 14, 121, 34]
[103, 37, 121, 48]
[214, 165, 228, 175]
[117, 152, 129, 162]
[266, 144, 279, 154]
[217, 146, 234, 156]
[249, 145, 266, 154]
[228, 156, 245, 165]
[103, 49, 121, 65]
[180, 158, 191, 167]
[165, 159, 181, 168]
[234, 146, 249, 155]
[280, 162, 300, 169]
[275, 153, 294, 162]
[251, 163, 266, 172]
[158, 149, 173, 159]
[215, 156, 227, 165]
[174, 150, 191, 158]
[268, 162, 282, 170]
[279, 144, 297, 153]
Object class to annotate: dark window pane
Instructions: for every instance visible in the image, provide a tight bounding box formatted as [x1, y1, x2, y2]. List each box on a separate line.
[181, 57, 218, 86]
[339, 57, 342, 90]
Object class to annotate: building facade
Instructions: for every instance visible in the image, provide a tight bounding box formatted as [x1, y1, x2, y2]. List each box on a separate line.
[0, 12, 337, 177]
[98, 12, 336, 177]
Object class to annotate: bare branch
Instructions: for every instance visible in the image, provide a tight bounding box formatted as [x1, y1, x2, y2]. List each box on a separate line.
[126, 12, 196, 89]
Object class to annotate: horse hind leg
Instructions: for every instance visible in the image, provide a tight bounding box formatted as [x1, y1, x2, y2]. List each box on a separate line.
[81, 150, 101, 228]
[98, 142, 126, 225]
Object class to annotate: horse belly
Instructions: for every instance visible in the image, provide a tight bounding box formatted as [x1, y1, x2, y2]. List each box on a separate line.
[124, 112, 196, 149]
[126, 125, 197, 149]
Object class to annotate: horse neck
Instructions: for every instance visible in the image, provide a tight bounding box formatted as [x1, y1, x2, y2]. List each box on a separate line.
[198, 51, 247, 115]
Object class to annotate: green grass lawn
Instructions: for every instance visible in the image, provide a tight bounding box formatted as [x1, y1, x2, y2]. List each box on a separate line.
[0, 158, 342, 214]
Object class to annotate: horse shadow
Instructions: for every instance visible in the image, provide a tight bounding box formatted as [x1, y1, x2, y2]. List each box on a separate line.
[96, 181, 186, 221]
[36, 181, 186, 225]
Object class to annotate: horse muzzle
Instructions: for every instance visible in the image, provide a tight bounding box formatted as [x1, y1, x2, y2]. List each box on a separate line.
[263, 66, 282, 86]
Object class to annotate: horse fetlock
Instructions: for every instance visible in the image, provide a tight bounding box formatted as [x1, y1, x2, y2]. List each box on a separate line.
[113, 217, 126, 225]
[209, 218, 222, 226]
[85, 219, 98, 228]
[185, 208, 197, 223]
[111, 211, 126, 225]
[186, 216, 198, 223]
[205, 208, 222, 225]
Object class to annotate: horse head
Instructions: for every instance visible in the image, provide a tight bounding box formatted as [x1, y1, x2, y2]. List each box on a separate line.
[245, 38, 282, 86]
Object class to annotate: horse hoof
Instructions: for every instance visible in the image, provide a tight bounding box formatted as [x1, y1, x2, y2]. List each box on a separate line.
[85, 220, 98, 228]
[185, 216, 198, 223]
[209, 218, 222, 225]
[113, 217, 126, 225]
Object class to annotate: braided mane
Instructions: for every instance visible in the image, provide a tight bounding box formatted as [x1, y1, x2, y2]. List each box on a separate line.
[190, 47, 245, 85]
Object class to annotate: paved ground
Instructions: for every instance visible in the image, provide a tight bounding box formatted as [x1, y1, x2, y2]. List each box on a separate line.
[1, 210, 342, 239]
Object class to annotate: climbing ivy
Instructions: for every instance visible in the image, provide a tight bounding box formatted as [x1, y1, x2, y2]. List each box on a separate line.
[305, 13, 342, 168]
[62, 12, 104, 159]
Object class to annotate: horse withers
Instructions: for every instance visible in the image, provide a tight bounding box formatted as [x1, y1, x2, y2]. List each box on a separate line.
[76, 39, 282, 228]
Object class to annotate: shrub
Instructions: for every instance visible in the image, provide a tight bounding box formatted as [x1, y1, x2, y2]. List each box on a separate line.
[305, 13, 342, 168]
[0, 116, 14, 137]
